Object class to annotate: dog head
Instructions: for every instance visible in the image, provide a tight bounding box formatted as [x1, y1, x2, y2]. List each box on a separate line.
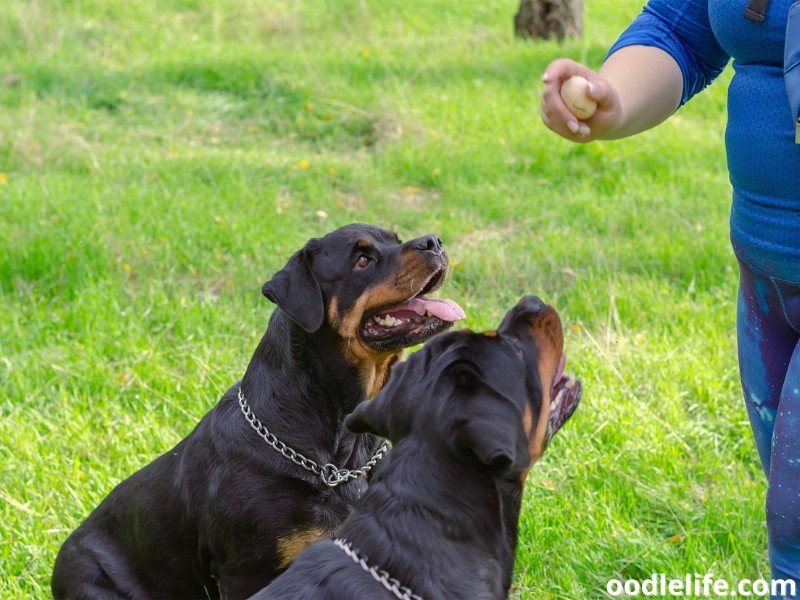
[262, 224, 465, 397]
[346, 295, 581, 476]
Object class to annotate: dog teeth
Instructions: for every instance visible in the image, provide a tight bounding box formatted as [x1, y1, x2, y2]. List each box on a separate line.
[564, 375, 576, 388]
[373, 315, 405, 327]
[550, 394, 561, 413]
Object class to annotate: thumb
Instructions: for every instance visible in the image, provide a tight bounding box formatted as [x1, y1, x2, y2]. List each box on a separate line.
[584, 78, 615, 110]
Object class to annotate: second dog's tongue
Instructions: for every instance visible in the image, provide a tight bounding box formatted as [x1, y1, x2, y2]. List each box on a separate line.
[400, 296, 466, 322]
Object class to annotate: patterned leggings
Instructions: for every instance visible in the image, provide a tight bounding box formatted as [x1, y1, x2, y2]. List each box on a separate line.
[736, 241, 800, 598]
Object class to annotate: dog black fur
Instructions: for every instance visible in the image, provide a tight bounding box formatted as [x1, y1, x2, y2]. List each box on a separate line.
[249, 295, 582, 600]
[52, 223, 463, 600]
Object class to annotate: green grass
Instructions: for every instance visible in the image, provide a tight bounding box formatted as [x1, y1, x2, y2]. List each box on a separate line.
[0, 0, 764, 598]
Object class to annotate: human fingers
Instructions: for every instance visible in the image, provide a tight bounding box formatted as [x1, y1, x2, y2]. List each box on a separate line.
[540, 60, 597, 140]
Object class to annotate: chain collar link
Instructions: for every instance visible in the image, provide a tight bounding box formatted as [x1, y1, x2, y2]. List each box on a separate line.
[237, 388, 387, 488]
[334, 538, 424, 600]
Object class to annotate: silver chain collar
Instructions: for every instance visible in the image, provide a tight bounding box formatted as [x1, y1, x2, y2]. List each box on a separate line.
[334, 538, 424, 600]
[237, 387, 388, 488]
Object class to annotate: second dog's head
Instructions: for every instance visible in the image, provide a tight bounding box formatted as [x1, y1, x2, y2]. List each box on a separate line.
[262, 223, 465, 397]
[346, 295, 581, 478]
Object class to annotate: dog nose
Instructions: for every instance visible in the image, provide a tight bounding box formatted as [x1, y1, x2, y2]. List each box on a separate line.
[414, 235, 444, 255]
[519, 295, 547, 315]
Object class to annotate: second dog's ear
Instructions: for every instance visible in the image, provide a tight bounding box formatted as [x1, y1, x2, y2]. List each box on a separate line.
[345, 396, 390, 439]
[454, 394, 531, 472]
[263, 247, 324, 332]
[345, 361, 411, 440]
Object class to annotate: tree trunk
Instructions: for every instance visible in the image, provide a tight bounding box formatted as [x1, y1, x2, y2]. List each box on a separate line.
[514, 0, 583, 41]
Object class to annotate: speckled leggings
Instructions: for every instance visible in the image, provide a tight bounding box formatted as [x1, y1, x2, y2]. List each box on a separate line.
[736, 241, 800, 597]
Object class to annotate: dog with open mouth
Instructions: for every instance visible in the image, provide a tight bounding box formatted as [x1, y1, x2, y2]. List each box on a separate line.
[248, 294, 582, 600]
[52, 223, 465, 600]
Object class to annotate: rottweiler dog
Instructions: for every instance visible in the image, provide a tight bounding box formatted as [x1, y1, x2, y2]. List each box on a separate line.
[52, 224, 465, 600]
[249, 295, 582, 600]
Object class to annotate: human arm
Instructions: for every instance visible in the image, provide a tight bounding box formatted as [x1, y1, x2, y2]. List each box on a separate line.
[541, 46, 683, 142]
[540, 0, 730, 143]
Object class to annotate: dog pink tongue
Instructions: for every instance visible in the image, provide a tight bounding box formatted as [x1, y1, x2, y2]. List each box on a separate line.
[401, 296, 466, 322]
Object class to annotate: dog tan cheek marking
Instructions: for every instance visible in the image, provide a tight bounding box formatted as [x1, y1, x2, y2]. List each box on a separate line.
[522, 402, 534, 436]
[339, 277, 409, 340]
[277, 527, 333, 569]
[363, 280, 404, 313]
[519, 403, 535, 485]
[344, 340, 402, 399]
[327, 296, 340, 330]
[339, 329, 402, 401]
[339, 336, 384, 399]
[338, 248, 446, 342]
[338, 281, 403, 360]
[525, 305, 565, 463]
[338, 295, 370, 339]
[527, 358, 556, 465]
[530, 307, 564, 357]
[337, 254, 445, 398]
[364, 353, 400, 398]
[394, 251, 446, 296]
[329, 292, 389, 398]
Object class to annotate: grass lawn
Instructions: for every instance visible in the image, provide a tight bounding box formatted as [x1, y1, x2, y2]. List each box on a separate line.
[1, 0, 766, 598]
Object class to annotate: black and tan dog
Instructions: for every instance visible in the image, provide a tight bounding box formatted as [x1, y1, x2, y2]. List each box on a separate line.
[52, 224, 465, 600]
[250, 295, 582, 600]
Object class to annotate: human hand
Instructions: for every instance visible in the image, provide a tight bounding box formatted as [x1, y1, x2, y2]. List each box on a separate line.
[540, 58, 621, 142]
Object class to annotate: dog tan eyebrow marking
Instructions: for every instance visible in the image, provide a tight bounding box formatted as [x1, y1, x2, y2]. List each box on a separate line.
[277, 526, 333, 569]
[482, 330, 498, 337]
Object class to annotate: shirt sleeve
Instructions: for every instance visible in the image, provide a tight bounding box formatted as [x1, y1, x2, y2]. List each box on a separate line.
[606, 0, 731, 106]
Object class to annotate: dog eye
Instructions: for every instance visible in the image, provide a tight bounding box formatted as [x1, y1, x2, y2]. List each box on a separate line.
[354, 255, 371, 269]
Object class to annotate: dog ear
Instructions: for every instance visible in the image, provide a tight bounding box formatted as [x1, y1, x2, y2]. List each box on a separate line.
[262, 247, 325, 332]
[452, 379, 531, 472]
[345, 396, 390, 439]
[345, 361, 411, 440]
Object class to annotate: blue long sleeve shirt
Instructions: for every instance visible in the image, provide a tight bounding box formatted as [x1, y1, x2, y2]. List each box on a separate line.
[608, 0, 800, 261]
